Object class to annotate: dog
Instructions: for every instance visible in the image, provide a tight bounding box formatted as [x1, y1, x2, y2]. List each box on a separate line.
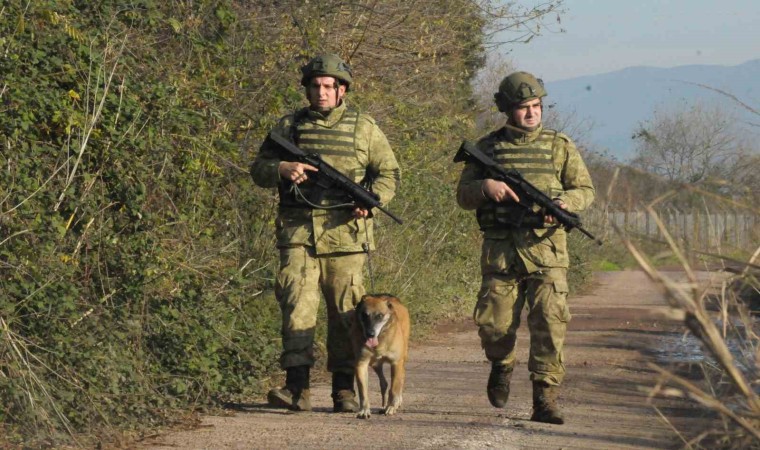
[350, 293, 410, 419]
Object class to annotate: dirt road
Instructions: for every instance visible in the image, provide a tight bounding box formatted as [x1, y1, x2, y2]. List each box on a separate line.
[139, 270, 711, 449]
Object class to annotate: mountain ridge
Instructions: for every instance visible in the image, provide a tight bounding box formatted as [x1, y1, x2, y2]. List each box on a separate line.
[545, 59, 760, 160]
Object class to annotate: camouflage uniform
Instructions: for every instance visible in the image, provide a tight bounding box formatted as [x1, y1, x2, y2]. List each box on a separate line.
[251, 102, 400, 374]
[456, 124, 594, 386]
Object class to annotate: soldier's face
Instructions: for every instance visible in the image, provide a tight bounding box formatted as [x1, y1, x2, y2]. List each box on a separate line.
[510, 98, 542, 131]
[306, 76, 346, 111]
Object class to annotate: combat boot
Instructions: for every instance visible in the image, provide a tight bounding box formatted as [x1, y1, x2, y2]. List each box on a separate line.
[486, 362, 513, 408]
[331, 372, 358, 413]
[267, 366, 311, 411]
[530, 381, 564, 424]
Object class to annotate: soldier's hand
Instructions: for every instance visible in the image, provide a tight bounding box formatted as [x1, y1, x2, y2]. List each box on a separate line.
[353, 207, 370, 219]
[279, 161, 318, 184]
[481, 179, 520, 203]
[544, 199, 567, 224]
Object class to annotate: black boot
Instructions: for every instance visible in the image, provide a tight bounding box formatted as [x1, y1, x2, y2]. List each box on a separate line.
[486, 362, 513, 408]
[331, 372, 358, 413]
[267, 366, 311, 411]
[530, 381, 564, 424]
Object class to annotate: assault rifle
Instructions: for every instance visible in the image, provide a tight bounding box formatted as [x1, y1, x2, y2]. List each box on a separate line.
[454, 140, 601, 245]
[269, 132, 403, 225]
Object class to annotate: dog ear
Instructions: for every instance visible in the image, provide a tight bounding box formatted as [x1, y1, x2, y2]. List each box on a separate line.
[349, 299, 363, 324]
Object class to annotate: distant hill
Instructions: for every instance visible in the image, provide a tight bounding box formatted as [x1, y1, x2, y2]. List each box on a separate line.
[545, 59, 760, 160]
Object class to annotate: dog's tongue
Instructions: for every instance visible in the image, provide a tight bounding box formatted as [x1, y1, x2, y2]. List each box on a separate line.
[365, 337, 379, 348]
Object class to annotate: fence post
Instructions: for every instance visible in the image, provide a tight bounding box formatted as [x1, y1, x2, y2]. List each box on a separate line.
[645, 209, 650, 237]
[734, 211, 740, 248]
[675, 209, 681, 245]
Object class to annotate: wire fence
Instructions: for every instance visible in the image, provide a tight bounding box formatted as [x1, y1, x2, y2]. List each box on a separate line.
[586, 208, 759, 251]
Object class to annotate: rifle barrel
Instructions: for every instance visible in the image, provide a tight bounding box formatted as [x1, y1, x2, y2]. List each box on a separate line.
[376, 204, 403, 225]
[578, 227, 603, 246]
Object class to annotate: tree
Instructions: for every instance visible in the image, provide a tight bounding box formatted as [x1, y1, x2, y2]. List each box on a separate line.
[631, 102, 746, 184]
[471, 53, 516, 130]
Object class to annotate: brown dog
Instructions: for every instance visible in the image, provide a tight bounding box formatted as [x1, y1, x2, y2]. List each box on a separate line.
[350, 294, 410, 419]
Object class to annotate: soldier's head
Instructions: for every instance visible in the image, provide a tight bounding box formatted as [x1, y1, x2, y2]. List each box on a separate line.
[300, 53, 353, 112]
[494, 71, 546, 131]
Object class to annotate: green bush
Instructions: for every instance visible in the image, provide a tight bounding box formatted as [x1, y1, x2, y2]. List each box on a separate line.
[0, 0, 569, 446]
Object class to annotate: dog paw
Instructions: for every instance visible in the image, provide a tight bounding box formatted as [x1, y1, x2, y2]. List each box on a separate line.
[382, 405, 398, 416]
[357, 407, 371, 419]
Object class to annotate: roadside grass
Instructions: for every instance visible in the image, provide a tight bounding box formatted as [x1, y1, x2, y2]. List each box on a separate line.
[586, 230, 695, 272]
[595, 259, 622, 271]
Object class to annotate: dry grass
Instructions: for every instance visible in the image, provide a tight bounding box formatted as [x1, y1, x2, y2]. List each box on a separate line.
[613, 202, 760, 449]
[0, 316, 77, 444]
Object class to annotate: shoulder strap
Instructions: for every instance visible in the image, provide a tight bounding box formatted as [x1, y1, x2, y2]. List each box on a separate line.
[290, 108, 309, 144]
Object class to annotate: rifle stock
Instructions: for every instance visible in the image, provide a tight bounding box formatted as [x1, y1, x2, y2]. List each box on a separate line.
[269, 132, 403, 225]
[455, 140, 601, 245]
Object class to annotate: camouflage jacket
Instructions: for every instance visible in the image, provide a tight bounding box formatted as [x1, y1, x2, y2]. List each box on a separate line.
[456, 124, 595, 270]
[251, 103, 400, 255]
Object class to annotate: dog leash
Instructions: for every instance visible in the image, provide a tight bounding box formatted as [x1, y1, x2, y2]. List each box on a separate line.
[291, 181, 376, 291]
[290, 183, 376, 290]
[362, 217, 375, 292]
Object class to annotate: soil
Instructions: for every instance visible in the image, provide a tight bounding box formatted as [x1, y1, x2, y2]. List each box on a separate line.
[136, 270, 716, 450]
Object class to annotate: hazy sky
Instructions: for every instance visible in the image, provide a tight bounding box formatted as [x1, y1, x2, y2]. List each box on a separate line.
[497, 0, 760, 81]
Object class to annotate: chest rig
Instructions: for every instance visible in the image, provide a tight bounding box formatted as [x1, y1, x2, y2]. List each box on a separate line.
[278, 107, 365, 208]
[477, 128, 564, 230]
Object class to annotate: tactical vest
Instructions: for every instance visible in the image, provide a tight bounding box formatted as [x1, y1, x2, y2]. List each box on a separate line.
[278, 108, 365, 208]
[477, 129, 565, 230]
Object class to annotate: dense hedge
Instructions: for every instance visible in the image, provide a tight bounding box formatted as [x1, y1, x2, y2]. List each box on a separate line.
[0, 0, 480, 445]
[0, 0, 574, 445]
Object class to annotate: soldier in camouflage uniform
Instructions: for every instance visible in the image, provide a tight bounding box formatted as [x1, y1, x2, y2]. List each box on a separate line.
[250, 54, 401, 413]
[456, 72, 594, 424]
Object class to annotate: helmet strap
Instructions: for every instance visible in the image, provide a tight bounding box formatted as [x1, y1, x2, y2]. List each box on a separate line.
[330, 81, 346, 110]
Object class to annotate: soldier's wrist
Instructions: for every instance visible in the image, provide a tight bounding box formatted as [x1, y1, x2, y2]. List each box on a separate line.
[552, 197, 568, 210]
[480, 180, 489, 199]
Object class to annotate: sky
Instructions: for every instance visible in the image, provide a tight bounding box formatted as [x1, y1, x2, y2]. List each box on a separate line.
[495, 0, 760, 81]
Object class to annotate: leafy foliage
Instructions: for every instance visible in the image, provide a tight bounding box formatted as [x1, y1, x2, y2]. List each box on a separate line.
[0, 0, 563, 445]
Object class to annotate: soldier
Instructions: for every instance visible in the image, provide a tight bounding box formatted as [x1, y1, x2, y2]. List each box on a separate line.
[456, 72, 595, 424]
[250, 54, 400, 412]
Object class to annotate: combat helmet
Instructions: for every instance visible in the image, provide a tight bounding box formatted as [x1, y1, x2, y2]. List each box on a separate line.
[493, 71, 547, 112]
[300, 54, 353, 90]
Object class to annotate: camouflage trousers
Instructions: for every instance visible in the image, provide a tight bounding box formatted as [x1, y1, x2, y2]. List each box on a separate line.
[275, 245, 366, 374]
[474, 239, 571, 386]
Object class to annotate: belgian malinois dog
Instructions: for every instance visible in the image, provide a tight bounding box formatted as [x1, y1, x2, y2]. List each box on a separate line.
[350, 294, 410, 419]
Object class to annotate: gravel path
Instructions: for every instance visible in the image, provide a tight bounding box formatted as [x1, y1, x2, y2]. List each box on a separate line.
[138, 270, 711, 450]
